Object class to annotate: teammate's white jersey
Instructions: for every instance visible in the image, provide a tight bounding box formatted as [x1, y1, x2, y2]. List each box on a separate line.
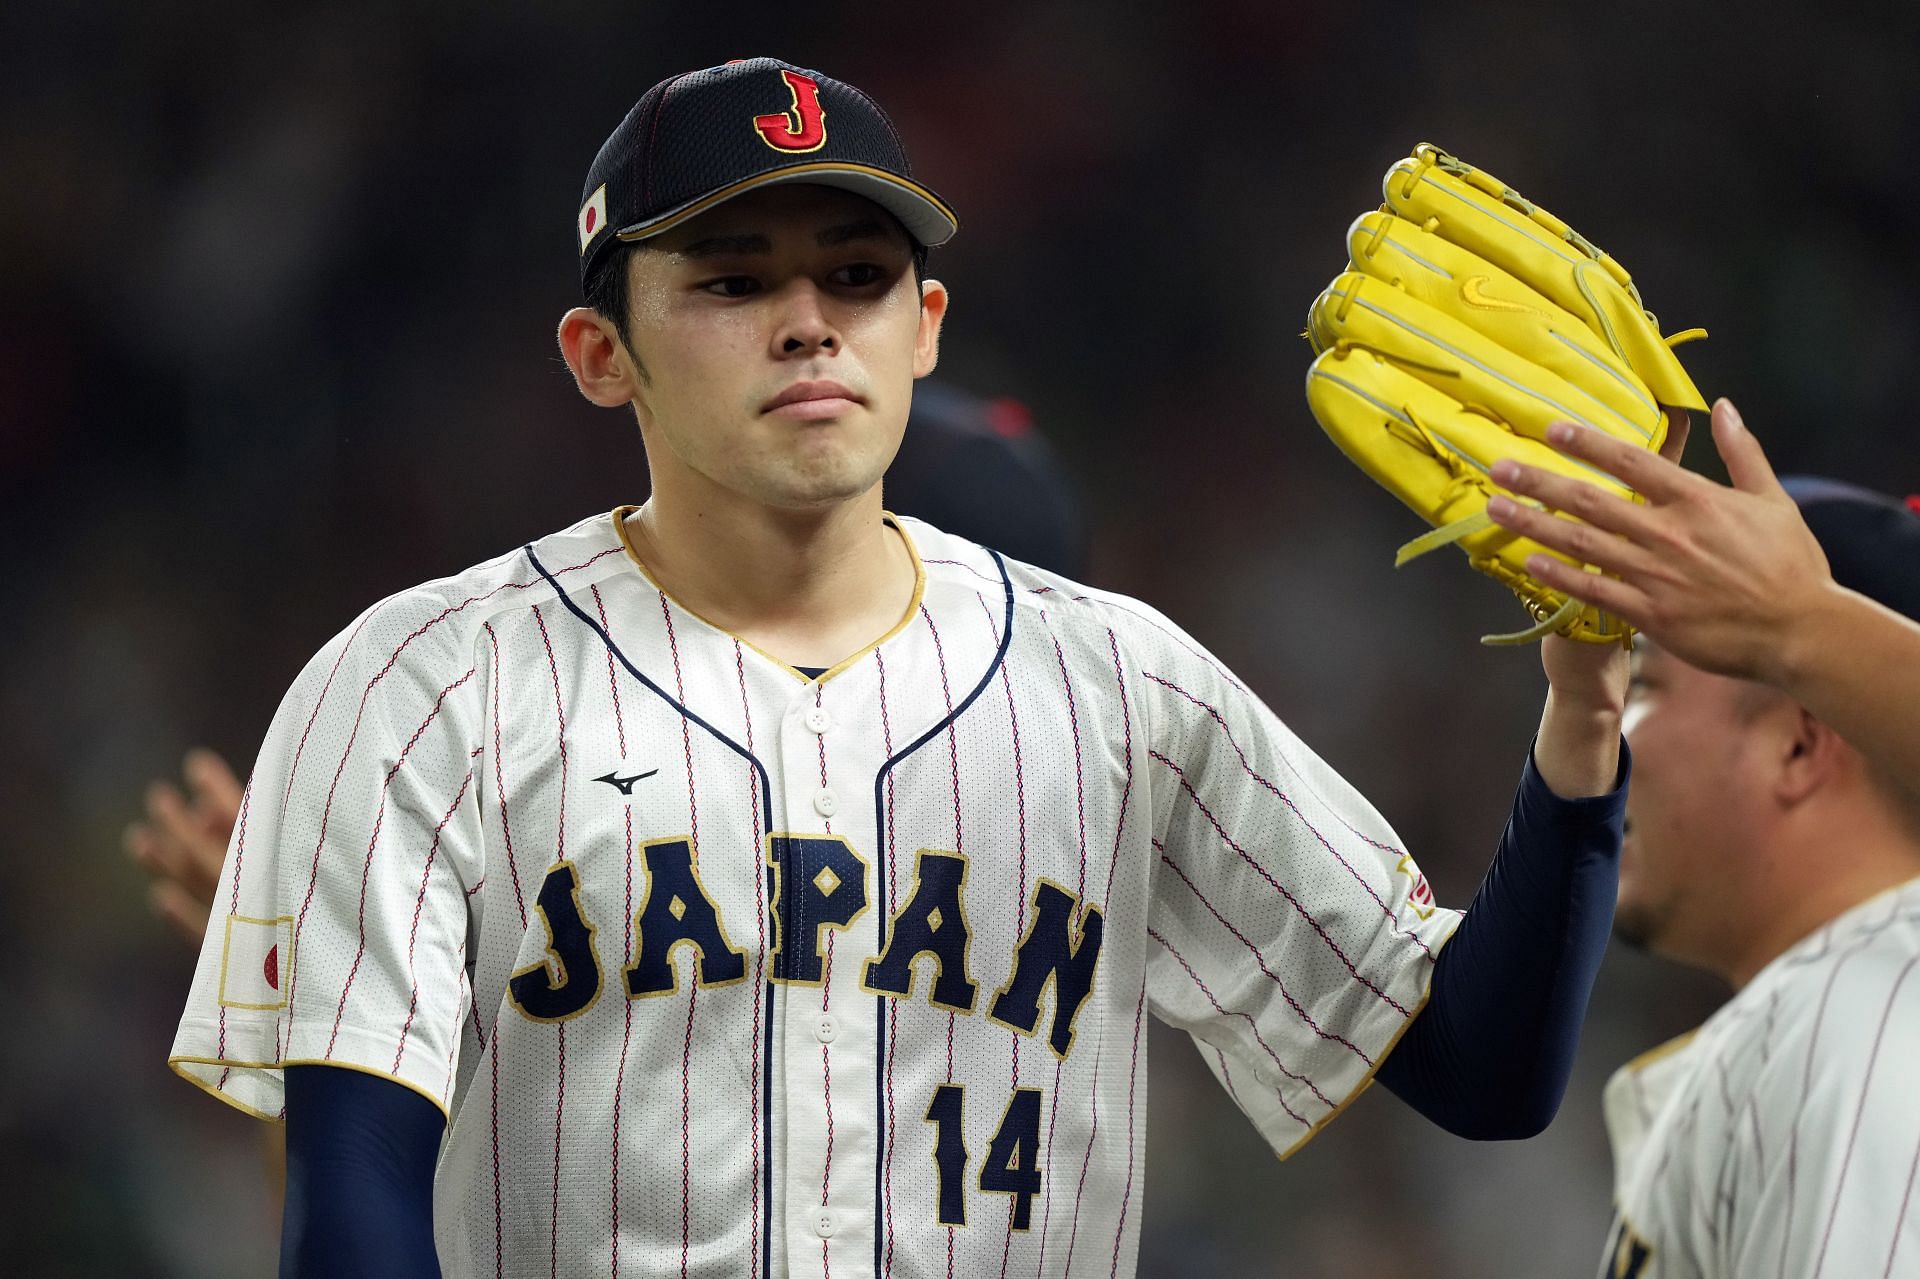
[1600, 876, 1920, 1279]
[171, 509, 1458, 1279]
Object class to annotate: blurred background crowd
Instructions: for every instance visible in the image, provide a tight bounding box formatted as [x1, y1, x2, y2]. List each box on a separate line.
[5, 1, 1917, 1274]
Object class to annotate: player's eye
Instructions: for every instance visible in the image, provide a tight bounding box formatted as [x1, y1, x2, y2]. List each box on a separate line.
[831, 262, 888, 288]
[700, 275, 761, 298]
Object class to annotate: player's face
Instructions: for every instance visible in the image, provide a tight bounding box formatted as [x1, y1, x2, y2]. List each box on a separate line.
[1616, 641, 1774, 968]
[619, 184, 945, 512]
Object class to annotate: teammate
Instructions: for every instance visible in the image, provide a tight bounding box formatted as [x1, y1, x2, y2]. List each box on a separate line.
[1564, 476, 1918, 1278]
[170, 59, 1643, 1277]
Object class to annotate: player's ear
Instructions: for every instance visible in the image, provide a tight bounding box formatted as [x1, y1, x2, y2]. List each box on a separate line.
[558, 307, 643, 408]
[1775, 706, 1845, 807]
[912, 279, 948, 380]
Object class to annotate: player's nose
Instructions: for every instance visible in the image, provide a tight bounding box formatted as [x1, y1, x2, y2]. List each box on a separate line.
[769, 279, 840, 358]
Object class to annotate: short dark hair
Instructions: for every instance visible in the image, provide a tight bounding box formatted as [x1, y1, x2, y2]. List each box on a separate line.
[583, 232, 931, 352]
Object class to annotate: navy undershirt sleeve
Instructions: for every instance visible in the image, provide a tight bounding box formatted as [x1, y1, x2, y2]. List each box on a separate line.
[1374, 740, 1629, 1139]
[281, 1065, 444, 1278]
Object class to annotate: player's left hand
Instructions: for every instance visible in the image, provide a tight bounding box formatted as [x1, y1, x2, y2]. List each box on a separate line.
[125, 748, 242, 946]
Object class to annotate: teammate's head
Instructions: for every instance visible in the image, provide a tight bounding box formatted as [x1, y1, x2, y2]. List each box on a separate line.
[1616, 479, 1920, 983]
[556, 58, 956, 513]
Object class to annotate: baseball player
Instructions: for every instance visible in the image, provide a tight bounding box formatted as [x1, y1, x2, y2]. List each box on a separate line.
[1606, 478, 1918, 1278]
[171, 59, 1642, 1277]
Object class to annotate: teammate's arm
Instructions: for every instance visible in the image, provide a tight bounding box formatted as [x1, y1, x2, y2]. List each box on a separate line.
[281, 1066, 443, 1278]
[1486, 398, 1920, 792]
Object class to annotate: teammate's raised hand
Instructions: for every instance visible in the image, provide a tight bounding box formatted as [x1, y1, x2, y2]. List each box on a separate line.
[126, 748, 242, 946]
[1485, 399, 1829, 687]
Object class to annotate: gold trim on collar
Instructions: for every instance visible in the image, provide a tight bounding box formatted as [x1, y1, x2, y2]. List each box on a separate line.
[609, 506, 926, 686]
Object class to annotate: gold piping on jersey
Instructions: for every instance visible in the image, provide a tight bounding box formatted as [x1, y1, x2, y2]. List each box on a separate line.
[167, 1055, 455, 1125]
[609, 505, 929, 685]
[1618, 1028, 1699, 1077]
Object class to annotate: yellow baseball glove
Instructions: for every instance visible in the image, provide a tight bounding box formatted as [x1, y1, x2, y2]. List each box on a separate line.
[1305, 144, 1708, 644]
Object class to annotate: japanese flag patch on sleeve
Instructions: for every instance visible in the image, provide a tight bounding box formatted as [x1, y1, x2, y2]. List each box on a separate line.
[218, 915, 293, 1010]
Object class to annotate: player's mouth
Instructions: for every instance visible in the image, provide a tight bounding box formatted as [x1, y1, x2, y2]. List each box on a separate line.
[762, 379, 864, 421]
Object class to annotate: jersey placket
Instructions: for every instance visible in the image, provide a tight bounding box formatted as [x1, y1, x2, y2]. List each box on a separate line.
[777, 675, 879, 1277]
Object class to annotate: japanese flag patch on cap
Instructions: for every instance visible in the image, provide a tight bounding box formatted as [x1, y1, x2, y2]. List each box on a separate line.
[579, 183, 609, 256]
[218, 914, 293, 1010]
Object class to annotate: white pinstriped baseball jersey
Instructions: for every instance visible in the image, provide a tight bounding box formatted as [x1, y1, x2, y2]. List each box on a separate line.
[172, 508, 1460, 1278]
[1599, 876, 1920, 1279]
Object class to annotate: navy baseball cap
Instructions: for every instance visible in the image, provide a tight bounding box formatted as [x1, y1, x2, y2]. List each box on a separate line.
[1782, 476, 1920, 623]
[576, 57, 958, 293]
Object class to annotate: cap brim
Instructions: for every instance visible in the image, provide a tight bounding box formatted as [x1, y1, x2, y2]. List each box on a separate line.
[613, 161, 958, 248]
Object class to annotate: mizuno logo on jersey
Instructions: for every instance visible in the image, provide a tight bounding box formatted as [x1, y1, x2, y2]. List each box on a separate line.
[594, 767, 660, 795]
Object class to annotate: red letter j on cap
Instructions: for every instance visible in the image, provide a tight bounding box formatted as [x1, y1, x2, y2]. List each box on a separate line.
[753, 70, 827, 153]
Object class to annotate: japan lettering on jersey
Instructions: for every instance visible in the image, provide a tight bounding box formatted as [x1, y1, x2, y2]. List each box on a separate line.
[171, 510, 1458, 1279]
[1600, 878, 1920, 1279]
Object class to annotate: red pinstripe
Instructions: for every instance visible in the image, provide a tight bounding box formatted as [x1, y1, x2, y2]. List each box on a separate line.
[1151, 749, 1410, 1015]
[1148, 927, 1326, 1114]
[1886, 1127, 1920, 1276]
[215, 777, 256, 1088]
[1143, 671, 1432, 961]
[1101, 629, 1134, 900]
[532, 603, 573, 1279]
[1154, 840, 1374, 1065]
[393, 768, 479, 1073]
[590, 585, 628, 754]
[1813, 951, 1920, 1277]
[492, 1046, 504, 1278]
[661, 596, 699, 1278]
[813, 679, 838, 1279]
[876, 649, 902, 1278]
[487, 622, 530, 931]
[923, 556, 1003, 588]
[1054, 1035, 1100, 1277]
[1083, 598, 1249, 694]
[324, 668, 478, 1058]
[1108, 985, 1148, 1279]
[1210, 1044, 1242, 1105]
[600, 577, 637, 1278]
[920, 606, 961, 1279]
[1046, 628, 1089, 898]
[981, 597, 1025, 1279]
[610, 805, 633, 1279]
[734, 641, 765, 1276]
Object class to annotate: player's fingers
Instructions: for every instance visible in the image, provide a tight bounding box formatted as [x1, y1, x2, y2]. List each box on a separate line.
[1710, 399, 1788, 497]
[151, 880, 214, 948]
[1657, 407, 1691, 466]
[125, 817, 188, 878]
[1486, 496, 1665, 580]
[1540, 421, 1700, 505]
[185, 748, 244, 841]
[145, 780, 202, 846]
[1486, 464, 1660, 542]
[1520, 554, 1653, 625]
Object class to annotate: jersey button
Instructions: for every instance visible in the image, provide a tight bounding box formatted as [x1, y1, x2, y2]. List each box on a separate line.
[813, 787, 837, 817]
[804, 706, 832, 734]
[814, 1013, 839, 1043]
[812, 1208, 837, 1238]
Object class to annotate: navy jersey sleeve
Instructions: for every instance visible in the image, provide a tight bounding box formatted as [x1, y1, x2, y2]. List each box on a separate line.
[1376, 741, 1628, 1138]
